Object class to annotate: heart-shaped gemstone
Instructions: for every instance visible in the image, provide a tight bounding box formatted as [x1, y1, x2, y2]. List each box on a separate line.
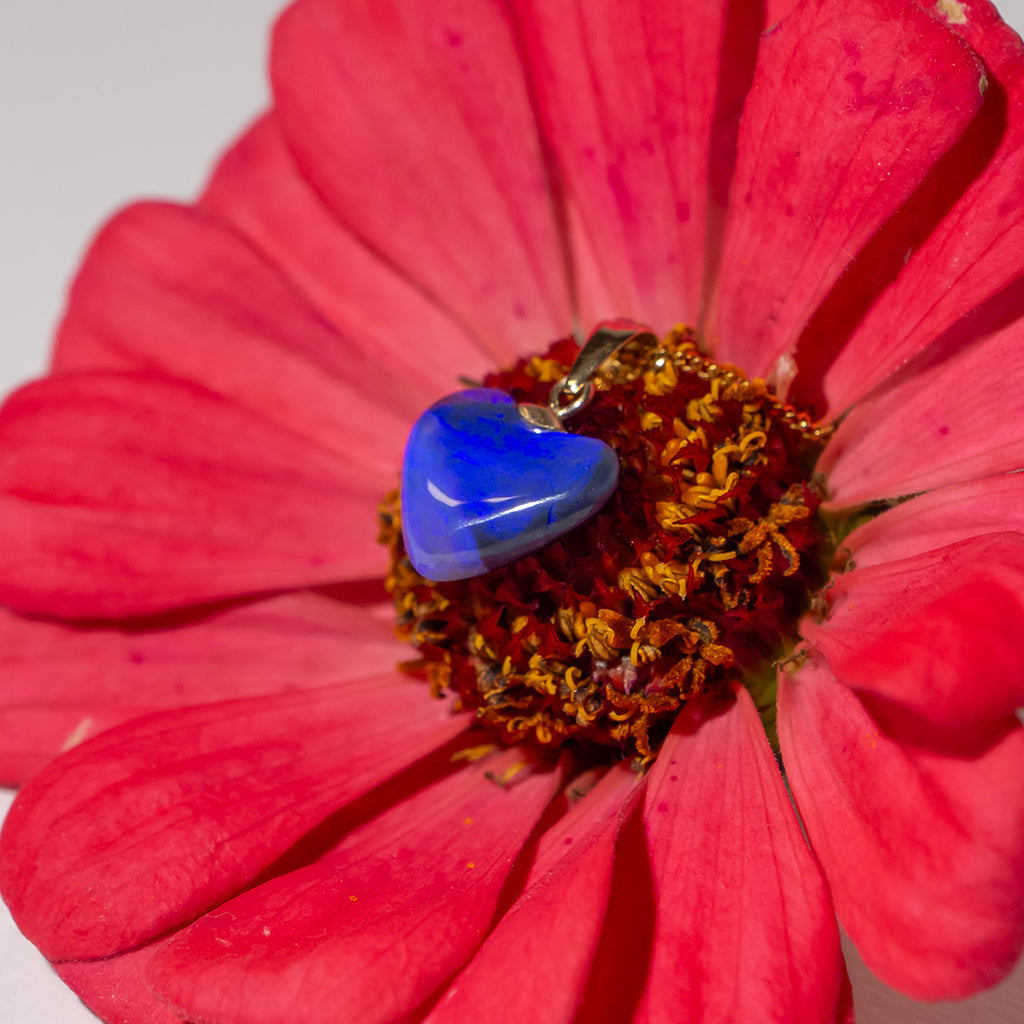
[401, 388, 619, 581]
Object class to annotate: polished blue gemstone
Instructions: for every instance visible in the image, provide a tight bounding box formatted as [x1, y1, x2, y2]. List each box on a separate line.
[401, 388, 619, 582]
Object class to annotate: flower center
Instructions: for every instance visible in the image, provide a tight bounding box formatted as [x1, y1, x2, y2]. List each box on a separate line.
[381, 328, 831, 763]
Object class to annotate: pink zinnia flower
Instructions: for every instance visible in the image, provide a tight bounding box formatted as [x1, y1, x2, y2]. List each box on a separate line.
[2, 0, 1024, 1022]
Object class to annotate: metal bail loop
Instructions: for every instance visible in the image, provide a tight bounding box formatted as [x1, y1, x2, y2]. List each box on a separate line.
[549, 319, 658, 422]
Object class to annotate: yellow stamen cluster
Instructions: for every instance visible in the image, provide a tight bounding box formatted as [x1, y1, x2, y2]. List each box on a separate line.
[381, 329, 830, 763]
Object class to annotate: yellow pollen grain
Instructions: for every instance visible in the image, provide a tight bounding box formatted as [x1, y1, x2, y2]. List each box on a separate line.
[450, 744, 498, 763]
[660, 438, 680, 464]
[711, 451, 731, 486]
[527, 356, 568, 383]
[935, 0, 967, 25]
[643, 357, 678, 395]
[629, 639, 643, 666]
[490, 761, 529, 787]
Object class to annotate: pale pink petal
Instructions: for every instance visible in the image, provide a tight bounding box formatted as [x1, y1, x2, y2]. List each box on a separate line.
[822, 1, 1024, 413]
[145, 751, 563, 1024]
[709, 0, 985, 379]
[800, 534, 1024, 725]
[0, 373, 388, 618]
[638, 690, 847, 1024]
[0, 676, 469, 960]
[513, 0, 758, 331]
[271, 0, 573, 360]
[426, 763, 644, 1024]
[779, 658, 1024, 998]
[820, 319, 1024, 506]
[53, 201, 415, 471]
[844, 473, 1024, 569]
[199, 113, 495, 397]
[0, 591, 403, 784]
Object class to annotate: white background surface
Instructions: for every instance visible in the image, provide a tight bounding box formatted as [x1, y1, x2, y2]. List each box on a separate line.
[1, 1, 1023, 1021]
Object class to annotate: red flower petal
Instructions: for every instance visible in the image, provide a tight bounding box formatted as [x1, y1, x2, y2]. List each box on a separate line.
[53, 201, 415, 471]
[199, 113, 496, 394]
[843, 473, 1024, 570]
[272, 0, 573, 357]
[800, 533, 1024, 726]
[0, 707, 120, 791]
[767, 0, 800, 22]
[820, 319, 1024, 505]
[145, 751, 562, 1024]
[56, 941, 181, 1024]
[425, 763, 644, 1024]
[0, 591, 403, 785]
[0, 677, 469, 960]
[513, 0, 759, 331]
[638, 690, 848, 1024]
[0, 372, 388, 618]
[709, 0, 985, 379]
[822, 0, 1024, 412]
[779, 658, 1024, 998]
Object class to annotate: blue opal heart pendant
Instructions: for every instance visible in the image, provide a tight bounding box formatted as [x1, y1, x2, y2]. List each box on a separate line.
[401, 321, 657, 582]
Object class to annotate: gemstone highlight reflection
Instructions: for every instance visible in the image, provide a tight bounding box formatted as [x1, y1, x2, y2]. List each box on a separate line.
[400, 388, 619, 581]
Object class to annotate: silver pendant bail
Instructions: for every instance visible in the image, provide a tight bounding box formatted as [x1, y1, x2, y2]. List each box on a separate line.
[520, 320, 657, 430]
